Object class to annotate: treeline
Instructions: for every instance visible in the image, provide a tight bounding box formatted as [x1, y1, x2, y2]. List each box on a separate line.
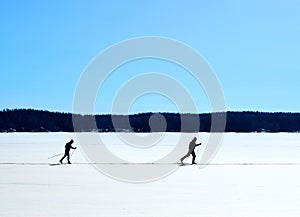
[1, 109, 300, 132]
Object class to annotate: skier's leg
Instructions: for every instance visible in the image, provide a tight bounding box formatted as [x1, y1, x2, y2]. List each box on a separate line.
[67, 153, 71, 164]
[191, 151, 196, 164]
[60, 154, 66, 163]
[180, 151, 191, 163]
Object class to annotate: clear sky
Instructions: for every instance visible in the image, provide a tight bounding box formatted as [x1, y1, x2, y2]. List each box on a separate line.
[1, 0, 300, 114]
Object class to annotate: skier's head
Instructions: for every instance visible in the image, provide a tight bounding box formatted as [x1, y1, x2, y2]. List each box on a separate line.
[70, 139, 74, 143]
[193, 137, 197, 142]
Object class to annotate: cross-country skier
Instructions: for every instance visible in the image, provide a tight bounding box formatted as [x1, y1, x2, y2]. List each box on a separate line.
[180, 137, 201, 164]
[59, 139, 76, 164]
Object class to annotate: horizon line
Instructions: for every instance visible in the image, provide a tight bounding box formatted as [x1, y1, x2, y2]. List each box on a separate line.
[1, 108, 300, 116]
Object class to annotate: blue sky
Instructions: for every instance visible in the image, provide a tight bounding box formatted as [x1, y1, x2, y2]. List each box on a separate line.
[1, 1, 300, 114]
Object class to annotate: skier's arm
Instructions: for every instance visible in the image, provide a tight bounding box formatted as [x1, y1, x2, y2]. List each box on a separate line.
[71, 146, 77, 149]
[195, 143, 201, 147]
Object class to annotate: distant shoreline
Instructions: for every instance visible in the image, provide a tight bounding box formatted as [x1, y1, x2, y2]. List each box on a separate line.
[1, 109, 300, 133]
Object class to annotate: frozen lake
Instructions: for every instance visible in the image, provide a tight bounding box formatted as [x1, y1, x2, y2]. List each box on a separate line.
[1, 133, 300, 217]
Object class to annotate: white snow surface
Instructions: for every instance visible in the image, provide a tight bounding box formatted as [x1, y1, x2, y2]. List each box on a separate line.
[1, 132, 300, 217]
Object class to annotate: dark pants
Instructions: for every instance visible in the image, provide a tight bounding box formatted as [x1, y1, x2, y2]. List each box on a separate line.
[191, 150, 196, 163]
[60, 151, 70, 163]
[180, 150, 196, 163]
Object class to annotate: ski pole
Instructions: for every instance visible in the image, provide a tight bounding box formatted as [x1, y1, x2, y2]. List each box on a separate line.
[71, 148, 76, 156]
[195, 143, 202, 163]
[48, 153, 63, 159]
[196, 144, 201, 155]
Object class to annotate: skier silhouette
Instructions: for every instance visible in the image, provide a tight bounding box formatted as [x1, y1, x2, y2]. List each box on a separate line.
[59, 139, 76, 164]
[180, 137, 201, 164]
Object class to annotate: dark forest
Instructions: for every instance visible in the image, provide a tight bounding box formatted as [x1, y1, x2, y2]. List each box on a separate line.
[1, 109, 300, 133]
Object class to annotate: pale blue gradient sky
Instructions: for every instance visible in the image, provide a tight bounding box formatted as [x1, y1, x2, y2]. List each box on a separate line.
[1, 1, 299, 114]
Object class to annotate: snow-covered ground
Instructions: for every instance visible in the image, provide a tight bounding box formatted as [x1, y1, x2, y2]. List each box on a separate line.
[1, 133, 300, 217]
